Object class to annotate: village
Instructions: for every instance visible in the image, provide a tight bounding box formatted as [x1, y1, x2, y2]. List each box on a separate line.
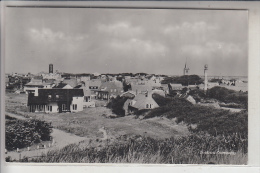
[5, 63, 248, 115]
[5, 62, 248, 163]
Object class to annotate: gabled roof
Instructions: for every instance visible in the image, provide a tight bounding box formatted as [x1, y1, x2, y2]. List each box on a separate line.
[131, 84, 153, 93]
[120, 91, 136, 98]
[169, 83, 183, 87]
[63, 78, 78, 88]
[80, 86, 91, 96]
[53, 83, 67, 88]
[88, 79, 102, 87]
[130, 94, 159, 110]
[100, 81, 123, 91]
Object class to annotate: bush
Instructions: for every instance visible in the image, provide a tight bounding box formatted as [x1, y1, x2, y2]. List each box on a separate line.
[207, 86, 248, 108]
[144, 94, 248, 140]
[107, 96, 128, 117]
[5, 116, 53, 150]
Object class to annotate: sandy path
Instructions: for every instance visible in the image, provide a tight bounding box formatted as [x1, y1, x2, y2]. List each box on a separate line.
[5, 128, 87, 160]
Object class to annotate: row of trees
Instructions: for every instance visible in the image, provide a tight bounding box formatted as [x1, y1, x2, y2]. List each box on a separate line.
[161, 75, 203, 86]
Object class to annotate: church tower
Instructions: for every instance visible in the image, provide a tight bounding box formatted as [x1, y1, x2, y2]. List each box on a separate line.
[204, 64, 208, 91]
[183, 59, 189, 75]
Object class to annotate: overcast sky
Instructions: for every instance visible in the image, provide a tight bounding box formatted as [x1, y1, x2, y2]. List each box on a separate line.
[5, 8, 248, 76]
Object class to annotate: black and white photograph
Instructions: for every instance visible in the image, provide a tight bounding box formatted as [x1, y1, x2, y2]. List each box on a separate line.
[4, 7, 248, 164]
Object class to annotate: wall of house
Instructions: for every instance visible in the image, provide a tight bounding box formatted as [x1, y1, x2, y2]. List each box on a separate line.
[71, 96, 84, 112]
[24, 86, 38, 94]
[83, 101, 95, 108]
[46, 102, 59, 113]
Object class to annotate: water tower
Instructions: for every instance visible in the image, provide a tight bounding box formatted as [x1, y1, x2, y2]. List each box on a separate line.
[49, 64, 53, 74]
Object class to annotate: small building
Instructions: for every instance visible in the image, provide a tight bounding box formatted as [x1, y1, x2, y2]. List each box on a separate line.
[24, 81, 54, 94]
[169, 83, 183, 91]
[97, 80, 124, 100]
[131, 83, 153, 95]
[124, 93, 159, 115]
[27, 88, 84, 113]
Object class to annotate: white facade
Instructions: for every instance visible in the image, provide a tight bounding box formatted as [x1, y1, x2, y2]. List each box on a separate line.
[70, 96, 84, 112]
[45, 102, 59, 113]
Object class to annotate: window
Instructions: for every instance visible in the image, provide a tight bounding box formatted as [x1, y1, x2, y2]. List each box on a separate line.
[150, 104, 152, 108]
[48, 106, 52, 112]
[73, 104, 77, 110]
[146, 104, 149, 108]
[48, 95, 52, 99]
[114, 89, 116, 92]
[56, 95, 59, 99]
[62, 104, 66, 111]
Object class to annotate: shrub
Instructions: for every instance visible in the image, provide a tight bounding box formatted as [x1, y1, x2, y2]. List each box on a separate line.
[107, 96, 128, 117]
[5, 115, 53, 150]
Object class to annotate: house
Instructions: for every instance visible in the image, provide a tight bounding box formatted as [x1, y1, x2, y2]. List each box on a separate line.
[27, 88, 84, 113]
[62, 78, 78, 88]
[124, 93, 159, 115]
[187, 85, 198, 90]
[97, 80, 124, 100]
[85, 79, 102, 98]
[81, 87, 95, 107]
[169, 83, 183, 91]
[131, 83, 153, 95]
[24, 81, 54, 94]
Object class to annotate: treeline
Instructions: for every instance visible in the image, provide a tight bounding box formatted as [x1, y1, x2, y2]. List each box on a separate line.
[5, 115, 53, 151]
[161, 75, 203, 86]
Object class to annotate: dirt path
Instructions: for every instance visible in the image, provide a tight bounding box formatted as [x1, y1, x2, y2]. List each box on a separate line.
[5, 112, 88, 160]
[5, 129, 87, 160]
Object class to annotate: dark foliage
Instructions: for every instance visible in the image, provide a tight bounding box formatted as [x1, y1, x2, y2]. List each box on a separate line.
[161, 75, 203, 86]
[5, 115, 53, 150]
[207, 86, 248, 109]
[107, 96, 128, 117]
[123, 81, 131, 92]
[145, 94, 247, 139]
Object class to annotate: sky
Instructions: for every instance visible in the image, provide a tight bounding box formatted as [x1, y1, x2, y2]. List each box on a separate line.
[5, 8, 248, 76]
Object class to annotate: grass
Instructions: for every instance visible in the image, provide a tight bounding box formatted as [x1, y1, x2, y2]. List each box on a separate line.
[5, 93, 189, 140]
[14, 134, 247, 164]
[5, 92, 247, 164]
